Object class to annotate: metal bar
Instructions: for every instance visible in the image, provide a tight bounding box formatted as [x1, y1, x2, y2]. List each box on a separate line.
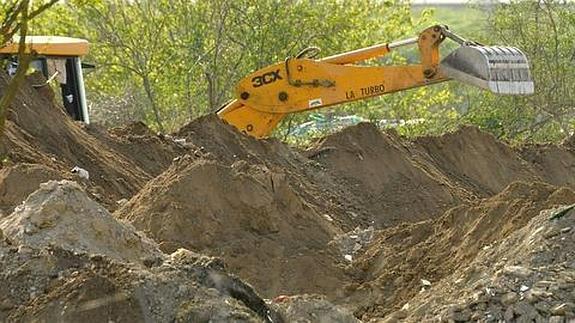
[388, 37, 418, 49]
[75, 57, 90, 124]
[321, 43, 391, 65]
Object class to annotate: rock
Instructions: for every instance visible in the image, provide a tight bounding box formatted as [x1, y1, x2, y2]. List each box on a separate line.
[448, 306, 471, 321]
[520, 285, 530, 292]
[514, 301, 539, 319]
[534, 301, 550, 314]
[544, 228, 561, 239]
[504, 266, 533, 278]
[551, 303, 568, 316]
[530, 288, 554, 300]
[393, 309, 408, 319]
[549, 316, 565, 323]
[504, 306, 514, 322]
[502, 292, 519, 306]
[534, 280, 554, 288]
[0, 298, 14, 311]
[70, 166, 90, 180]
[471, 310, 483, 321]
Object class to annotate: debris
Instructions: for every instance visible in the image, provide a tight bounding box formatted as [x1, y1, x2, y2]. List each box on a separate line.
[520, 285, 531, 292]
[71, 166, 89, 180]
[504, 265, 533, 278]
[323, 214, 334, 222]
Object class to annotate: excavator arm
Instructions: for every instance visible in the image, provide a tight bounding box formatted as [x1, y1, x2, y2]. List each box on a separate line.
[217, 25, 533, 138]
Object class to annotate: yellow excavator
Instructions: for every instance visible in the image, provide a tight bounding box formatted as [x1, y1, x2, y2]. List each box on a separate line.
[0, 36, 91, 123]
[1, 25, 533, 137]
[217, 24, 533, 138]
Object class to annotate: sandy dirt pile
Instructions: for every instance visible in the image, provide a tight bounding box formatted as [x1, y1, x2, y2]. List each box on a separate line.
[307, 123, 464, 227]
[4, 73, 575, 322]
[86, 121, 187, 177]
[0, 180, 355, 322]
[414, 127, 541, 196]
[0, 73, 184, 210]
[116, 155, 349, 299]
[0, 180, 164, 264]
[116, 115, 575, 315]
[0, 163, 66, 216]
[384, 203, 575, 322]
[175, 114, 371, 229]
[519, 141, 575, 189]
[347, 181, 575, 321]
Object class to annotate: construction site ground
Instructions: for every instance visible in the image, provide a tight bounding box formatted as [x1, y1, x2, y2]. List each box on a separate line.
[0, 73, 574, 322]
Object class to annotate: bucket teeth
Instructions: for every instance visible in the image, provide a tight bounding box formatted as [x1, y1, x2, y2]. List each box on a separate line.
[440, 45, 534, 95]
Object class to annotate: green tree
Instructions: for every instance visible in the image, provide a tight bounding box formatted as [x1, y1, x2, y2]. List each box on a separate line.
[460, 0, 575, 142]
[29, 0, 429, 133]
[0, 0, 59, 157]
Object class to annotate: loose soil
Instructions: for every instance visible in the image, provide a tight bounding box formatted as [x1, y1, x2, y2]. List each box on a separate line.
[1, 72, 575, 322]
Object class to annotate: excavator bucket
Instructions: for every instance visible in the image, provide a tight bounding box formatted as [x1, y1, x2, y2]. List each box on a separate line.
[440, 45, 534, 95]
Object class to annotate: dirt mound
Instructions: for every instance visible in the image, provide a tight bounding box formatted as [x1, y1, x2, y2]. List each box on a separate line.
[0, 73, 172, 209]
[519, 143, 575, 189]
[347, 181, 575, 320]
[0, 181, 286, 322]
[86, 122, 187, 177]
[0, 163, 65, 217]
[0, 180, 163, 264]
[5, 70, 575, 322]
[414, 126, 541, 196]
[176, 115, 372, 229]
[307, 123, 464, 227]
[1, 245, 281, 322]
[271, 294, 360, 322]
[116, 156, 349, 299]
[386, 204, 575, 322]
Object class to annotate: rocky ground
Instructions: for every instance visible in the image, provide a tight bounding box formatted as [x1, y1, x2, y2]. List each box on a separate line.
[0, 72, 575, 322]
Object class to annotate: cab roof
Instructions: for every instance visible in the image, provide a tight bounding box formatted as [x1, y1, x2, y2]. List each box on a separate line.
[0, 36, 89, 57]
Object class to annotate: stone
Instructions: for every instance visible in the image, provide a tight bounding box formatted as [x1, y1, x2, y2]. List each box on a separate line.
[514, 301, 539, 319]
[551, 303, 568, 316]
[502, 292, 519, 306]
[449, 309, 471, 322]
[548, 316, 565, 323]
[393, 310, 408, 319]
[520, 285, 530, 292]
[504, 266, 533, 278]
[471, 310, 483, 321]
[504, 306, 514, 322]
[534, 301, 550, 314]
[544, 229, 561, 239]
[534, 280, 554, 288]
[0, 298, 14, 311]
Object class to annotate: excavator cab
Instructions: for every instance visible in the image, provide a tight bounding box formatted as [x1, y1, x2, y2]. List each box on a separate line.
[0, 36, 91, 123]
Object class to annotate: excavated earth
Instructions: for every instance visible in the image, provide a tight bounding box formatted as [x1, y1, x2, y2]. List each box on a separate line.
[1, 73, 575, 322]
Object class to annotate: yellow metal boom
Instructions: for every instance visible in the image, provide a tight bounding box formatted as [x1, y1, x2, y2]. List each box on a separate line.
[217, 25, 533, 138]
